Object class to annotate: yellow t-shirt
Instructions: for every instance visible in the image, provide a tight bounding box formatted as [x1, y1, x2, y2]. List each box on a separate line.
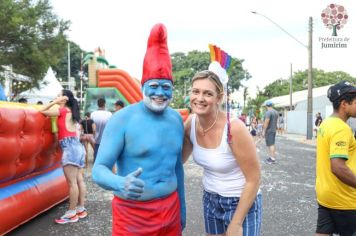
[316, 117, 356, 209]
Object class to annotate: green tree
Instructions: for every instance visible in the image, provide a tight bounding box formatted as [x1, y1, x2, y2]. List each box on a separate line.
[262, 69, 356, 98]
[248, 69, 356, 115]
[0, 0, 70, 96]
[171, 50, 251, 108]
[52, 41, 88, 92]
[246, 88, 268, 119]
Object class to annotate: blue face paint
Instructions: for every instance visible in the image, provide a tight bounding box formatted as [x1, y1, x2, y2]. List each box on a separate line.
[142, 79, 173, 112]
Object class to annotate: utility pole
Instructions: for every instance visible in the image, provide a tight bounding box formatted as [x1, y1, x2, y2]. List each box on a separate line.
[80, 52, 83, 107]
[306, 17, 313, 140]
[251, 11, 314, 140]
[290, 63, 293, 111]
[67, 42, 71, 90]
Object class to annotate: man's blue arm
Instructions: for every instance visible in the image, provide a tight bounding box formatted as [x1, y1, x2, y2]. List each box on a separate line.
[92, 114, 125, 191]
[0, 84, 7, 101]
[176, 148, 186, 230]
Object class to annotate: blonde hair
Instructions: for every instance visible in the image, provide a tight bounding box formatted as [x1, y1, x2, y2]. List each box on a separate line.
[192, 70, 224, 95]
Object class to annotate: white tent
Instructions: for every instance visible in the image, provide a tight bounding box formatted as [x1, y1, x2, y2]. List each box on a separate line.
[20, 67, 63, 104]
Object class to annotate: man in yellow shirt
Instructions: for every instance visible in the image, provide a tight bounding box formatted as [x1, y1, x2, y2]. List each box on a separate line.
[315, 81, 356, 236]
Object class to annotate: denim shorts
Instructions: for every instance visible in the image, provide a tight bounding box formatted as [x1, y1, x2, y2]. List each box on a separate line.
[203, 191, 262, 235]
[59, 137, 85, 168]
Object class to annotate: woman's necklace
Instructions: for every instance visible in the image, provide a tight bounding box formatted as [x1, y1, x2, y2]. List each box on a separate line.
[198, 110, 219, 136]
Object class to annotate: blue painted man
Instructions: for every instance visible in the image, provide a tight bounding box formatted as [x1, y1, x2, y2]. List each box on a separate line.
[0, 83, 7, 101]
[92, 23, 186, 236]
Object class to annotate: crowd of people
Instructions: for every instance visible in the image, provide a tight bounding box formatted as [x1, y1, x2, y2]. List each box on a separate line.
[7, 23, 355, 236]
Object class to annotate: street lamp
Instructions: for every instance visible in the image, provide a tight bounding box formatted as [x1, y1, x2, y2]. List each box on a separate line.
[79, 52, 84, 107]
[252, 11, 313, 140]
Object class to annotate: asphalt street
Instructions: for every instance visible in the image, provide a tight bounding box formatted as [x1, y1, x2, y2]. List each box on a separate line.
[8, 134, 317, 236]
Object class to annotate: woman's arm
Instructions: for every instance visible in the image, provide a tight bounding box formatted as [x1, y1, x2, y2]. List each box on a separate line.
[227, 119, 261, 234]
[39, 96, 67, 117]
[182, 115, 193, 164]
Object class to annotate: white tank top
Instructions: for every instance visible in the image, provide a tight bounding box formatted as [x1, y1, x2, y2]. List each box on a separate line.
[190, 114, 246, 197]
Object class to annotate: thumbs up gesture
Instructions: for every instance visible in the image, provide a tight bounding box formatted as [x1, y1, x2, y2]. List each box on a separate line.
[123, 167, 145, 199]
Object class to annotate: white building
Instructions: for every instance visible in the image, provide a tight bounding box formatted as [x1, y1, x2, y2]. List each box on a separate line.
[266, 85, 331, 136]
[267, 84, 356, 136]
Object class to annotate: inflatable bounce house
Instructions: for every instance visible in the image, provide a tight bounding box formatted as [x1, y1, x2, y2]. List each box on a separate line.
[0, 102, 67, 235]
[82, 47, 189, 120]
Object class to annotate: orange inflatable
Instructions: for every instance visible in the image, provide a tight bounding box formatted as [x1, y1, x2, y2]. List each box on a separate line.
[98, 69, 142, 104]
[177, 108, 189, 122]
[97, 68, 190, 122]
[0, 102, 68, 235]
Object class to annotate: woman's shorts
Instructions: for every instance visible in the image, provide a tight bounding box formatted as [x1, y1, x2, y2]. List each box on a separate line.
[59, 137, 85, 168]
[203, 191, 262, 235]
[80, 133, 94, 143]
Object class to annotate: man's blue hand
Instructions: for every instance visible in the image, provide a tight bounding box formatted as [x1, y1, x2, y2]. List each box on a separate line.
[181, 209, 186, 230]
[123, 167, 145, 199]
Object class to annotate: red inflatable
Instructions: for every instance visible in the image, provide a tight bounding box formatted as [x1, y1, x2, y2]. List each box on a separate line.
[0, 102, 68, 235]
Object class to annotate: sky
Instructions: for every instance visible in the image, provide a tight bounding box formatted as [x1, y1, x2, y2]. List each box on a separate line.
[51, 0, 355, 102]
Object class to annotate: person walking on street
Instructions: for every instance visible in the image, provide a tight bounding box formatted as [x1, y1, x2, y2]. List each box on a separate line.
[277, 113, 284, 135]
[314, 112, 323, 138]
[315, 81, 356, 236]
[80, 112, 96, 166]
[40, 90, 87, 224]
[262, 101, 278, 164]
[250, 116, 258, 138]
[90, 98, 112, 162]
[183, 70, 262, 236]
[239, 113, 247, 126]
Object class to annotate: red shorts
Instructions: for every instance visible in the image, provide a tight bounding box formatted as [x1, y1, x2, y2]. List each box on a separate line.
[112, 191, 181, 236]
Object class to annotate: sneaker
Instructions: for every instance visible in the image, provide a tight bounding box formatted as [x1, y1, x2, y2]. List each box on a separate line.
[55, 211, 79, 224]
[77, 208, 88, 219]
[264, 157, 276, 164]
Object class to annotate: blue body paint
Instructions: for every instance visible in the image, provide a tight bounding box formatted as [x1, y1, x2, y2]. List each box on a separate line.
[0, 84, 7, 101]
[92, 80, 186, 229]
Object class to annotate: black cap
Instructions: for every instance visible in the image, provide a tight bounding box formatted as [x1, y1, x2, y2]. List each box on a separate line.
[327, 81, 356, 102]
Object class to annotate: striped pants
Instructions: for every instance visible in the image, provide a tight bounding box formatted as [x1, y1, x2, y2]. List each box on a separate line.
[203, 191, 262, 235]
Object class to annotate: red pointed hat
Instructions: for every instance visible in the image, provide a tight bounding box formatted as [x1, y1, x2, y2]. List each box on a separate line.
[141, 23, 173, 85]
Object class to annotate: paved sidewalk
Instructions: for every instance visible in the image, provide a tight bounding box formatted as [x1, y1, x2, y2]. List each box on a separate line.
[9, 133, 318, 236]
[258, 133, 317, 236]
[280, 132, 316, 146]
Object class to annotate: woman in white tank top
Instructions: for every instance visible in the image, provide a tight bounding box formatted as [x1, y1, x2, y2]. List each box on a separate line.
[183, 70, 262, 236]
